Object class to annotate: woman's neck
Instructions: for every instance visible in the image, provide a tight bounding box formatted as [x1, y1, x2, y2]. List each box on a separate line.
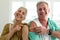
[14, 20, 22, 25]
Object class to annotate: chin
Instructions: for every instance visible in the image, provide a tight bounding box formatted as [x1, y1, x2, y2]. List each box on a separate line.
[39, 17, 45, 19]
[16, 18, 21, 21]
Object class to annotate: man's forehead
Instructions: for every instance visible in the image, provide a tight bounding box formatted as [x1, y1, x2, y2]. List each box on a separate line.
[37, 1, 48, 6]
[37, 3, 48, 8]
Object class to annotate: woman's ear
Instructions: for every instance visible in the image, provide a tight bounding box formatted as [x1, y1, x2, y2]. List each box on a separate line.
[14, 12, 16, 16]
[14, 13, 15, 16]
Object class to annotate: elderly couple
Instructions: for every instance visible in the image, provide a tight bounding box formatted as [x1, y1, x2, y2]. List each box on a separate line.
[0, 1, 60, 40]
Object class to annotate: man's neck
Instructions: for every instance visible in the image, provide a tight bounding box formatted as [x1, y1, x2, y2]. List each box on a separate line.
[38, 18, 48, 28]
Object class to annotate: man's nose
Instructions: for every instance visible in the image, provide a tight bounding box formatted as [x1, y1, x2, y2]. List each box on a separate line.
[41, 9, 45, 13]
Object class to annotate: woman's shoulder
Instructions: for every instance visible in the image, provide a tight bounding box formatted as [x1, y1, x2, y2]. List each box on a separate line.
[1, 23, 11, 36]
[4, 23, 12, 26]
[4, 23, 13, 29]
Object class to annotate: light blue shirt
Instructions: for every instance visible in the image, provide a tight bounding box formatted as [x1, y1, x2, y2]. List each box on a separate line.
[29, 18, 60, 40]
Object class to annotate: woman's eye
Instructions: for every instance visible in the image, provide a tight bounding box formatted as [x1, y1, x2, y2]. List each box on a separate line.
[16, 13, 18, 16]
[18, 10, 21, 12]
[16, 13, 20, 16]
[22, 12, 24, 15]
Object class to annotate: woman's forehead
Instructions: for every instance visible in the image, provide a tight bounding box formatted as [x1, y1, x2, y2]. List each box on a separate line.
[18, 8, 26, 12]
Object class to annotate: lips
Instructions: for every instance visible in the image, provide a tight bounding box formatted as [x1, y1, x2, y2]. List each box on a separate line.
[17, 16, 22, 19]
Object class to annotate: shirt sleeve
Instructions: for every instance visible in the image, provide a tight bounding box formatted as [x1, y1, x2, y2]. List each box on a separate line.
[52, 21, 60, 32]
[0, 23, 9, 40]
[29, 32, 40, 40]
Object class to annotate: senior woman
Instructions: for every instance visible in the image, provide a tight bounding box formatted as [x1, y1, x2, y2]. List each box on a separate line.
[0, 7, 28, 40]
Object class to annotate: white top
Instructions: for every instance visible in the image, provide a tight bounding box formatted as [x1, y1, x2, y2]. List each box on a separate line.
[33, 18, 51, 40]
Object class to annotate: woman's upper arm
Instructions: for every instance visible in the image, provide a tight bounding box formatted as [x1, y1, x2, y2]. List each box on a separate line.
[1, 23, 9, 36]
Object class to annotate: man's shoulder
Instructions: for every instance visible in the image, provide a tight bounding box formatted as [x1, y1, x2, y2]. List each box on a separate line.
[30, 18, 38, 22]
[48, 18, 58, 27]
[48, 18, 56, 24]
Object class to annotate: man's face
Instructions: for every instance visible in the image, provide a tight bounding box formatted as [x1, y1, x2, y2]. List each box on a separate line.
[37, 3, 50, 20]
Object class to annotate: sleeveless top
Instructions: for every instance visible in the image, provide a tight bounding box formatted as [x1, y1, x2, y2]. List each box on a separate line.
[33, 18, 51, 40]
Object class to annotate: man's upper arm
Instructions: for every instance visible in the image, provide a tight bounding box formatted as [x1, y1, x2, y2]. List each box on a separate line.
[52, 21, 60, 32]
[30, 21, 37, 28]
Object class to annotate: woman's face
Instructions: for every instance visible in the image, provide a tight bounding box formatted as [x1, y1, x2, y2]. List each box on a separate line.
[14, 8, 27, 21]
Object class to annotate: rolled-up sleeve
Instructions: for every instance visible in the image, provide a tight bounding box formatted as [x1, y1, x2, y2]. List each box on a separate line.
[29, 32, 40, 40]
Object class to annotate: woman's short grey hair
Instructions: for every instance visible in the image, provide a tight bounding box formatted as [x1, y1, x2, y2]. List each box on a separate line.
[18, 7, 27, 13]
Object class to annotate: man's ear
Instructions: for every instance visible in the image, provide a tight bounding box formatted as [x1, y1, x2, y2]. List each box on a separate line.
[14, 13, 15, 16]
[48, 8, 50, 13]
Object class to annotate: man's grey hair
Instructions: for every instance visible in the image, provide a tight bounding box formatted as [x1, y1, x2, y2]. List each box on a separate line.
[37, 1, 48, 7]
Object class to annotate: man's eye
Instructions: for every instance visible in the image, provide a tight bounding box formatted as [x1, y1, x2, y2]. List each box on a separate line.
[44, 8, 47, 10]
[39, 8, 42, 11]
[44, 8, 45, 10]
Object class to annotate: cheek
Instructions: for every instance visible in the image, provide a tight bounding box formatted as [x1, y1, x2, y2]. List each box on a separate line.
[44, 10, 47, 14]
[37, 11, 40, 14]
[38, 13, 40, 15]
[15, 16, 17, 19]
[37, 13, 40, 17]
[23, 16, 26, 19]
